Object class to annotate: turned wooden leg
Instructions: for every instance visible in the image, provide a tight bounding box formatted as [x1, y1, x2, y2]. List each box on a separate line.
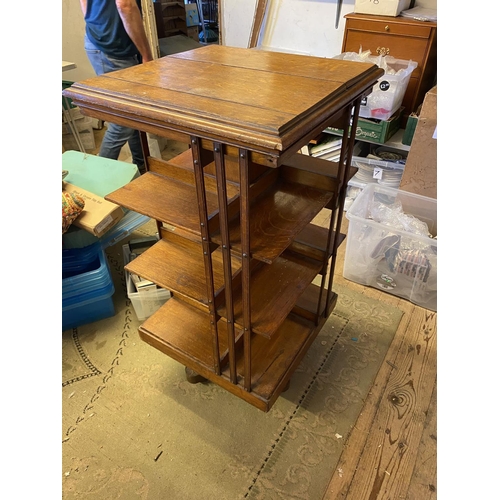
[185, 366, 208, 384]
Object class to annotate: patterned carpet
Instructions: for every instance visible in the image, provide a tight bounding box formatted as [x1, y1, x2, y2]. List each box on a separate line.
[62, 231, 403, 500]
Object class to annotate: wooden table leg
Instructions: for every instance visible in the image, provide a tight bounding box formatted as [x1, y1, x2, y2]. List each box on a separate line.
[185, 366, 208, 384]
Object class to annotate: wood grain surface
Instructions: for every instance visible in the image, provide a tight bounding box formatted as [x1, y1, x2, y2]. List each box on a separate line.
[63, 45, 383, 153]
[320, 214, 438, 500]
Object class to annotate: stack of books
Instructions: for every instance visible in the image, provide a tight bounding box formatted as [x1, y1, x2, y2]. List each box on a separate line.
[308, 135, 343, 162]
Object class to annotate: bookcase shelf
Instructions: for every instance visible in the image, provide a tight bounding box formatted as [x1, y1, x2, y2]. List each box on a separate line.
[63, 45, 383, 412]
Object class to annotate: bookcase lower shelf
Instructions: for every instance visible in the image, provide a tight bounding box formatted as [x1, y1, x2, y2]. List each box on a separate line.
[139, 288, 336, 412]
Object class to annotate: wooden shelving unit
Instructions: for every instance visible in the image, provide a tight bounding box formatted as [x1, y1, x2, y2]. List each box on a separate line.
[154, 0, 188, 38]
[63, 45, 383, 412]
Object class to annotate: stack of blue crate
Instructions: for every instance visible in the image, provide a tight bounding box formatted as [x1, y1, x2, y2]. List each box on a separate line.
[62, 151, 150, 331]
[62, 243, 115, 330]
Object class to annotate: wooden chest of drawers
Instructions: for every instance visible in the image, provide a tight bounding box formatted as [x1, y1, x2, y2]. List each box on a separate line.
[342, 13, 437, 121]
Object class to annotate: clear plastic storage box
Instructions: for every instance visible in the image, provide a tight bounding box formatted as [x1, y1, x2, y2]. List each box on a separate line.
[345, 156, 406, 211]
[123, 243, 171, 320]
[344, 184, 437, 311]
[334, 53, 417, 121]
[360, 57, 417, 120]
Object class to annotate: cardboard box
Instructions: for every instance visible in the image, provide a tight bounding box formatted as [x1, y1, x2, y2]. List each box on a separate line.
[399, 86, 437, 198]
[185, 3, 199, 27]
[354, 0, 411, 17]
[326, 107, 403, 145]
[186, 26, 199, 42]
[62, 181, 125, 237]
[62, 107, 86, 123]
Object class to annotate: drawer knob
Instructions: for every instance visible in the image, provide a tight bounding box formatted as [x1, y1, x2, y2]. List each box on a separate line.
[376, 46, 390, 56]
[385, 25, 390, 32]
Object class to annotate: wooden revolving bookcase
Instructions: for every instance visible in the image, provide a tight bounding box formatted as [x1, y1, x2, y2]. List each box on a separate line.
[63, 45, 383, 412]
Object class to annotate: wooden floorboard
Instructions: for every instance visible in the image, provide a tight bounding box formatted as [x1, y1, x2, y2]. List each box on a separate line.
[406, 380, 437, 500]
[321, 212, 438, 500]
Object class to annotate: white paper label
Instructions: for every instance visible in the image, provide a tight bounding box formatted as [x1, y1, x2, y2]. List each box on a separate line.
[373, 167, 383, 180]
[95, 214, 113, 234]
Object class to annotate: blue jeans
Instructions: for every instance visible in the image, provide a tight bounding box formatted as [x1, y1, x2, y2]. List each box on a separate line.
[84, 35, 145, 168]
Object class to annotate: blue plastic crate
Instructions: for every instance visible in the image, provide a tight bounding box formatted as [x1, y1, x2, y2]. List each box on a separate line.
[62, 244, 115, 330]
[62, 281, 115, 331]
[62, 242, 101, 278]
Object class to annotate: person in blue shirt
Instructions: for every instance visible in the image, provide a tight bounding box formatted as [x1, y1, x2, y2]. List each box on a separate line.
[79, 0, 153, 173]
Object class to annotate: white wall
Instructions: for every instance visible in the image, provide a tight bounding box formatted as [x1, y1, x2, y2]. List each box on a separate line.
[221, 0, 352, 55]
[62, 0, 438, 79]
[259, 0, 355, 57]
[219, 0, 259, 47]
[220, 0, 437, 56]
[62, 0, 95, 82]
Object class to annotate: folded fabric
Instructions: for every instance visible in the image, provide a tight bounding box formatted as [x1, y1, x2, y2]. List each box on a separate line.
[62, 191, 85, 234]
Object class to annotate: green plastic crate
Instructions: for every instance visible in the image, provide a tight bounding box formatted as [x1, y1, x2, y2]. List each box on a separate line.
[326, 107, 403, 145]
[62, 80, 77, 110]
[402, 112, 419, 146]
